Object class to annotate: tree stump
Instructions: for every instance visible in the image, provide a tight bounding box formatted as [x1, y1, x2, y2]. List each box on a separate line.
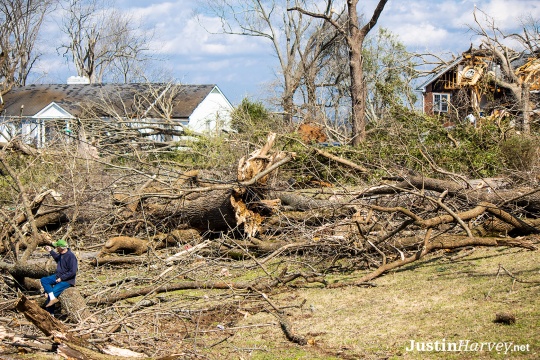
[59, 287, 94, 323]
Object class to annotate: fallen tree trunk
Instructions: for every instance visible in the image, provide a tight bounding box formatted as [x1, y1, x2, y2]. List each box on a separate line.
[3, 261, 90, 324]
[474, 217, 540, 236]
[31, 211, 69, 230]
[15, 294, 81, 343]
[97, 236, 149, 256]
[120, 133, 294, 237]
[272, 191, 337, 211]
[15, 295, 147, 359]
[59, 287, 94, 324]
[0, 261, 55, 280]
[329, 235, 537, 287]
[89, 255, 149, 266]
[88, 272, 326, 305]
[369, 201, 540, 236]
[362, 176, 540, 212]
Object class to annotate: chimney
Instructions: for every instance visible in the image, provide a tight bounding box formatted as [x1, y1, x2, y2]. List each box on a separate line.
[67, 76, 90, 84]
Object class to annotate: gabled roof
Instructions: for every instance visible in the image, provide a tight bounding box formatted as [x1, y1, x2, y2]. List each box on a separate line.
[33, 102, 75, 119]
[1, 83, 218, 119]
[416, 56, 463, 92]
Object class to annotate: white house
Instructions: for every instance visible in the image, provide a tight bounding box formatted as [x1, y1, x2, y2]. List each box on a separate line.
[0, 82, 233, 147]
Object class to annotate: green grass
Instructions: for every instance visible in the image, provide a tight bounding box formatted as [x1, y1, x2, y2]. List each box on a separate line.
[208, 246, 539, 359]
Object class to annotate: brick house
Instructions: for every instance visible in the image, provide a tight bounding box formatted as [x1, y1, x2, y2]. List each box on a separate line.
[417, 47, 540, 123]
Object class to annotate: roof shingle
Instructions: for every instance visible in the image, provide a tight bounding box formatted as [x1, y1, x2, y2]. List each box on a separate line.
[1, 83, 217, 119]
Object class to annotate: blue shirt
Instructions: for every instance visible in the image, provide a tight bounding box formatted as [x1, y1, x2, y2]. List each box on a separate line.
[50, 249, 78, 286]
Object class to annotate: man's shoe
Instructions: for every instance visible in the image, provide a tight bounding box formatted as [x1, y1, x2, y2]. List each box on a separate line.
[46, 298, 59, 307]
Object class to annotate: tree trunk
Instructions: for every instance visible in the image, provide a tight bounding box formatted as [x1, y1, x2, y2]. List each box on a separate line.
[33, 211, 69, 229]
[330, 235, 536, 287]
[16, 294, 72, 338]
[347, 0, 366, 146]
[0, 261, 55, 280]
[132, 134, 292, 237]
[88, 272, 326, 305]
[521, 83, 531, 133]
[59, 287, 94, 324]
[282, 90, 295, 125]
[365, 176, 540, 213]
[16, 295, 129, 359]
[147, 189, 239, 233]
[343, 0, 389, 146]
[274, 191, 336, 211]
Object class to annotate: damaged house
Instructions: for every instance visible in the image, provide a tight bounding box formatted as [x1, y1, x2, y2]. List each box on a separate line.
[417, 47, 540, 127]
[0, 80, 233, 149]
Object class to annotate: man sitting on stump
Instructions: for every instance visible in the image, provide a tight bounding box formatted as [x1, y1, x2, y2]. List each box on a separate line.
[41, 239, 78, 311]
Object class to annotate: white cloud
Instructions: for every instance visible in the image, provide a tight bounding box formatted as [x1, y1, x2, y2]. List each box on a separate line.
[152, 16, 267, 57]
[116, 0, 540, 102]
[481, 0, 540, 27]
[392, 23, 451, 48]
[120, 2, 269, 59]
[373, 0, 540, 52]
[25, 0, 540, 103]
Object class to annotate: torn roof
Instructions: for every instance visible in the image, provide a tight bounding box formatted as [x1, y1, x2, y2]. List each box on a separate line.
[1, 83, 219, 119]
[416, 56, 464, 92]
[416, 47, 540, 92]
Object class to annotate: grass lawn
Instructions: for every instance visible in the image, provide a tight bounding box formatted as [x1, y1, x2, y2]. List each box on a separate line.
[214, 246, 539, 359]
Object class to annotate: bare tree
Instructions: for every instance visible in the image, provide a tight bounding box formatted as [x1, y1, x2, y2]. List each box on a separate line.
[58, 0, 153, 84]
[289, 0, 389, 146]
[200, 0, 339, 125]
[470, 8, 540, 133]
[295, 12, 346, 125]
[363, 28, 417, 124]
[310, 26, 416, 137]
[74, 83, 193, 153]
[0, 0, 52, 95]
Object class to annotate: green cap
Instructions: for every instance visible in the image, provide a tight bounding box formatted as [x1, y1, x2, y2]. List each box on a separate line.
[52, 239, 68, 248]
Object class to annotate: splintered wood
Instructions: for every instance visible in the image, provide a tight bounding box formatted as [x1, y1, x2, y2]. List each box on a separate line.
[233, 133, 293, 237]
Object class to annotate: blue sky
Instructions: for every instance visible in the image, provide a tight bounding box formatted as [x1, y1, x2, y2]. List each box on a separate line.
[36, 0, 540, 105]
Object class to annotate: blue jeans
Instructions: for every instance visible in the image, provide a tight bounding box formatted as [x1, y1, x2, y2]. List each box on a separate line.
[40, 275, 71, 313]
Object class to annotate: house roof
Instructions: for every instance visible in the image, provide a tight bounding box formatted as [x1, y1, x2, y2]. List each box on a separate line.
[416, 47, 540, 92]
[416, 56, 464, 92]
[1, 83, 219, 119]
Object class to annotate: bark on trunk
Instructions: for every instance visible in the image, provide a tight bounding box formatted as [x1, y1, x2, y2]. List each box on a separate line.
[274, 191, 337, 211]
[16, 295, 129, 359]
[0, 261, 56, 280]
[148, 189, 239, 233]
[347, 0, 366, 146]
[132, 134, 292, 237]
[365, 176, 540, 213]
[59, 287, 94, 324]
[33, 212, 69, 229]
[346, 0, 388, 146]
[16, 294, 72, 339]
[521, 83, 531, 133]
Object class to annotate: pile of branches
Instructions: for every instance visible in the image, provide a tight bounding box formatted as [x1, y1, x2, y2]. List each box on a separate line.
[0, 132, 539, 358]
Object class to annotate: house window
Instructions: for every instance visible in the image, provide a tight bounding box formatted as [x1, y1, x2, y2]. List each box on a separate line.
[433, 93, 450, 112]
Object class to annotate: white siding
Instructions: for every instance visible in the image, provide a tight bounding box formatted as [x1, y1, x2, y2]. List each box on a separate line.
[187, 87, 232, 134]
